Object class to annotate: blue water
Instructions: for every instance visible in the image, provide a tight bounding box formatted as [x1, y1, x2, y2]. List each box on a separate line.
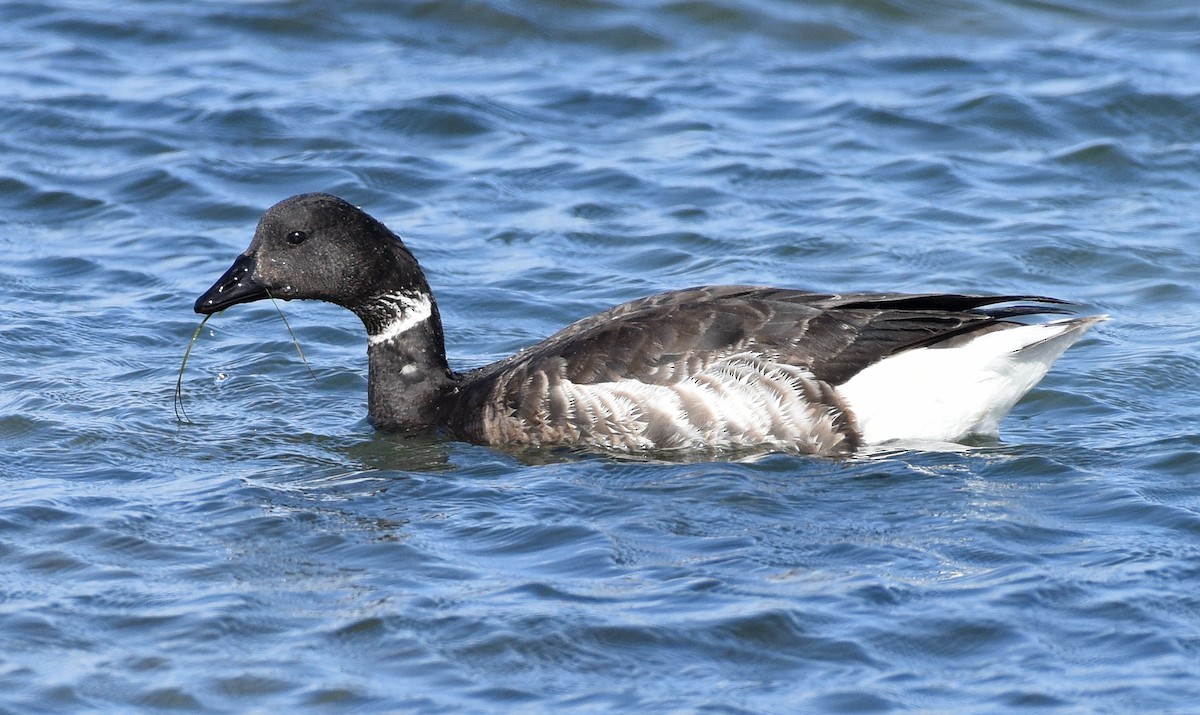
[3, 0, 1199, 711]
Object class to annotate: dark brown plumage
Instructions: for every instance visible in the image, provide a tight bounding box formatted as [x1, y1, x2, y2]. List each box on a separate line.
[195, 193, 1099, 455]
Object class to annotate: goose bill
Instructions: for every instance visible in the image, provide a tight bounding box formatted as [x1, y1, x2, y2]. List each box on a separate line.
[194, 253, 270, 314]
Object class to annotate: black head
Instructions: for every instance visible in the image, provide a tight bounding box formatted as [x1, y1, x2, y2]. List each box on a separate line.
[194, 193, 427, 315]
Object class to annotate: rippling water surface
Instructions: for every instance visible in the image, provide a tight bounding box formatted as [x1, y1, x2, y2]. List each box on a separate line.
[3, 0, 1199, 711]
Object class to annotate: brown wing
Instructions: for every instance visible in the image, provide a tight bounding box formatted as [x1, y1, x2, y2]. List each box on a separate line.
[468, 287, 1065, 383]
[446, 286, 1069, 440]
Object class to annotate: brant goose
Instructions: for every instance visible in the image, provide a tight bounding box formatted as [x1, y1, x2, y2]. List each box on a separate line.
[195, 193, 1102, 455]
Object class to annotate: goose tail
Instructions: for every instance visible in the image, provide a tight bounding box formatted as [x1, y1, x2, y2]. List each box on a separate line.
[837, 315, 1106, 445]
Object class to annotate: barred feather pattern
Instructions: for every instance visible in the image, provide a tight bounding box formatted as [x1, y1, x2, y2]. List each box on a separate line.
[471, 351, 858, 454]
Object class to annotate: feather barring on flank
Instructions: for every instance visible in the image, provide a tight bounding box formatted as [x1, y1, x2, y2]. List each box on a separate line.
[194, 193, 1103, 455]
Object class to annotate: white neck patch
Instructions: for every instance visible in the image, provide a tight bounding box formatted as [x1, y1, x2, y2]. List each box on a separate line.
[367, 291, 433, 346]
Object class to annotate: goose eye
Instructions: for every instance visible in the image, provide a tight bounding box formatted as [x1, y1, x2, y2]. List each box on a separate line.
[285, 230, 308, 245]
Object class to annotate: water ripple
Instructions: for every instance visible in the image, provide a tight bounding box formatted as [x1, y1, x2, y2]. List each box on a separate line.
[2, 0, 1199, 712]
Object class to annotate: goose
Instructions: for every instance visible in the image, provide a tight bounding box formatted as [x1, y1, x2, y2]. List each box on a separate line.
[194, 193, 1102, 455]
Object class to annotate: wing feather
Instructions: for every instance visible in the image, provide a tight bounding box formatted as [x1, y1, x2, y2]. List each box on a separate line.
[447, 286, 1072, 444]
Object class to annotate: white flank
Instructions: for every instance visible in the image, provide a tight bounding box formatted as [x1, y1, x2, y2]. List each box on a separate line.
[554, 353, 844, 452]
[367, 291, 433, 346]
[836, 317, 1104, 445]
